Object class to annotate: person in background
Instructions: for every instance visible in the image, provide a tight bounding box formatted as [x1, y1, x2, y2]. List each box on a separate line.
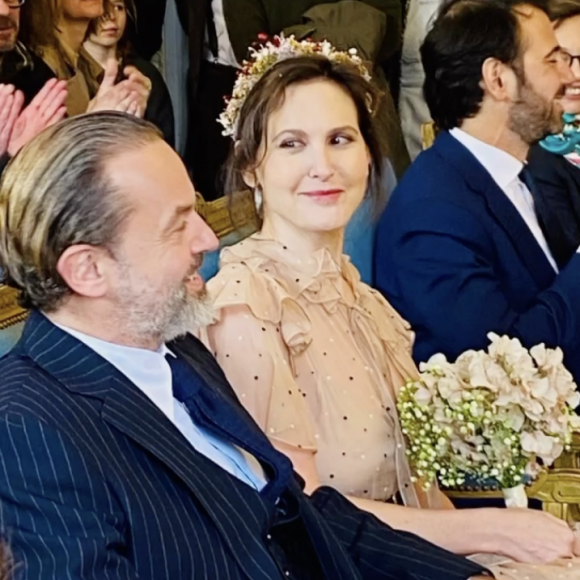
[0, 0, 67, 173]
[0, 79, 67, 172]
[84, 0, 175, 146]
[374, 0, 580, 381]
[399, 0, 443, 159]
[0, 0, 57, 103]
[20, 0, 150, 117]
[526, 0, 580, 268]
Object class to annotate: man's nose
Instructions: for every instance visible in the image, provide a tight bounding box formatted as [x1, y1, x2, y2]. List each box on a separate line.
[190, 213, 219, 255]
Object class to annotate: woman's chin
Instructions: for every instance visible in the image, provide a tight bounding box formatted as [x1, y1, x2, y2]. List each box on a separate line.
[561, 99, 580, 117]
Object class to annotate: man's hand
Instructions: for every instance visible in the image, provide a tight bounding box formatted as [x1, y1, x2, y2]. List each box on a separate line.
[0, 84, 23, 157]
[7, 78, 67, 157]
[88, 59, 151, 117]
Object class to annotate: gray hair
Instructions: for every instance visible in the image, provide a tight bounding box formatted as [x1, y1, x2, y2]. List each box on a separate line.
[0, 112, 162, 311]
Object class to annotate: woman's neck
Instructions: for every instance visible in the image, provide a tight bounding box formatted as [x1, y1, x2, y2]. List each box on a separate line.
[57, 15, 91, 55]
[83, 39, 118, 69]
[260, 213, 345, 264]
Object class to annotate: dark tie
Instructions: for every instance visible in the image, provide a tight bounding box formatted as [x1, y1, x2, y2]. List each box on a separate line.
[165, 353, 294, 502]
[206, 0, 219, 58]
[518, 165, 549, 239]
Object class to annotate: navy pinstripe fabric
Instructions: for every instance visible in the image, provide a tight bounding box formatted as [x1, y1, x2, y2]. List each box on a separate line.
[0, 311, 487, 580]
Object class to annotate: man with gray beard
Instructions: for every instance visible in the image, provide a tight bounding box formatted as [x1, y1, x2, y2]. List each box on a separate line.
[0, 113, 490, 580]
[374, 0, 580, 382]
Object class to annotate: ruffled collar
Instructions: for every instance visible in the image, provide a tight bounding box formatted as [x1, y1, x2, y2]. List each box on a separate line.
[540, 113, 580, 157]
[219, 233, 377, 319]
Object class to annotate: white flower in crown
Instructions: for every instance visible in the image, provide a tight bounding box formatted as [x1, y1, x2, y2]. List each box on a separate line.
[218, 34, 372, 139]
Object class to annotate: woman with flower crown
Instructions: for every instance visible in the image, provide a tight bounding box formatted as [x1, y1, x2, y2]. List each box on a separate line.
[199, 36, 580, 578]
[527, 0, 580, 268]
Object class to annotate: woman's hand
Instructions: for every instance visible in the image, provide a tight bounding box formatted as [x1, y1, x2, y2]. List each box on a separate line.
[487, 508, 577, 564]
[7, 78, 67, 157]
[120, 65, 152, 118]
[88, 59, 151, 117]
[0, 84, 22, 157]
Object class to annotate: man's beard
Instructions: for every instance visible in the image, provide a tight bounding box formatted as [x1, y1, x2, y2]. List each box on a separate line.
[112, 261, 214, 345]
[508, 76, 564, 145]
[0, 17, 18, 52]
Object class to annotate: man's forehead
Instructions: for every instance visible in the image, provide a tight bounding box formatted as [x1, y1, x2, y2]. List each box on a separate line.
[516, 6, 558, 54]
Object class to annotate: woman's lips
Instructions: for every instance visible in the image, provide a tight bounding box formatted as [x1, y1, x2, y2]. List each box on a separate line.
[302, 188, 344, 202]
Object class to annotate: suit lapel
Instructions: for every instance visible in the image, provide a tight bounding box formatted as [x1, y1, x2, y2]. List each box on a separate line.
[436, 132, 556, 290]
[18, 312, 282, 580]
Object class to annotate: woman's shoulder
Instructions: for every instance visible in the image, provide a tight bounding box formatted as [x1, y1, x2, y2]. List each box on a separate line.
[207, 236, 305, 325]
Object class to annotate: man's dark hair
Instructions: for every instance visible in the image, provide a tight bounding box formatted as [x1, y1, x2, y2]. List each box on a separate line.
[421, 0, 550, 130]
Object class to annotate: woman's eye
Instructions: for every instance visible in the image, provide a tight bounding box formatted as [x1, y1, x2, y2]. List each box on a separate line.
[330, 135, 353, 145]
[280, 139, 301, 149]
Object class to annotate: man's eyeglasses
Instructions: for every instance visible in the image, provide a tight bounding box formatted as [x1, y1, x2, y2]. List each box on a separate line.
[3, 0, 25, 7]
[562, 52, 580, 67]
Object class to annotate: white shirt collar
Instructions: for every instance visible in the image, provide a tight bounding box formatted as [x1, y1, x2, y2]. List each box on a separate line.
[450, 127, 524, 189]
[53, 322, 176, 422]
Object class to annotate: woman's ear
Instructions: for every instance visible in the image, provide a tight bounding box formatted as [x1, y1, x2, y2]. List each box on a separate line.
[242, 170, 257, 189]
[234, 141, 258, 188]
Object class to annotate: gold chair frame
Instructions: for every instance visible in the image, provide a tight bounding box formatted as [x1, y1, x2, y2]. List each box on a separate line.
[197, 190, 259, 239]
[0, 285, 26, 330]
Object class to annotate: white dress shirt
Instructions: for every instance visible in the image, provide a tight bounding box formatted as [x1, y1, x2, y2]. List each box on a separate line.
[54, 323, 266, 490]
[204, 0, 240, 68]
[450, 127, 559, 272]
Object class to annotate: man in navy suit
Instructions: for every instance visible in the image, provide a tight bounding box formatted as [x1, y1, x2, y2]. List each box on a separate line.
[0, 113, 491, 579]
[374, 0, 580, 379]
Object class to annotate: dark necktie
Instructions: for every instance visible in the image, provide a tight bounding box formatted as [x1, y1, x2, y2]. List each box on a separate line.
[206, 0, 219, 58]
[165, 353, 294, 502]
[518, 165, 549, 239]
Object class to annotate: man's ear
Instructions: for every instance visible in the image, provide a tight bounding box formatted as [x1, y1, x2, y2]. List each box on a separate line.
[481, 57, 518, 102]
[56, 244, 111, 299]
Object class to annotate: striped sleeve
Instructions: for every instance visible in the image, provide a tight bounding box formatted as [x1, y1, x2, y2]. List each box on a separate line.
[311, 486, 491, 580]
[0, 410, 139, 580]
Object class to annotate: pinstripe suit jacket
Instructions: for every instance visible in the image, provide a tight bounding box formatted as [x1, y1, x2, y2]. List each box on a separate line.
[0, 311, 487, 580]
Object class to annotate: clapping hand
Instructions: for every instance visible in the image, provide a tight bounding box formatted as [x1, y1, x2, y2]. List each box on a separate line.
[88, 59, 151, 117]
[7, 78, 67, 157]
[0, 84, 22, 157]
[0, 79, 67, 159]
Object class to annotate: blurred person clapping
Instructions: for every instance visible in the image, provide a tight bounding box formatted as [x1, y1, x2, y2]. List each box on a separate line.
[0, 77, 66, 170]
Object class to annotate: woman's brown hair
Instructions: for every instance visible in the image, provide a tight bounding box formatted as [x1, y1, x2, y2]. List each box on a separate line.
[222, 55, 388, 220]
[549, 0, 580, 23]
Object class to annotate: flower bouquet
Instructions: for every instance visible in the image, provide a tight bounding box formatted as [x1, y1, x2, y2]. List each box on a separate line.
[398, 333, 580, 507]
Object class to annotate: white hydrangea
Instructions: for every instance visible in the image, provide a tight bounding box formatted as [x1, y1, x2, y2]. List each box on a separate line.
[398, 333, 580, 490]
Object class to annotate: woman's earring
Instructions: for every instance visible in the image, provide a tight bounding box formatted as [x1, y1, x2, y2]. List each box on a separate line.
[254, 186, 263, 216]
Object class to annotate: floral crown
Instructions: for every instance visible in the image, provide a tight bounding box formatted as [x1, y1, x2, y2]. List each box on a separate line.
[218, 35, 372, 139]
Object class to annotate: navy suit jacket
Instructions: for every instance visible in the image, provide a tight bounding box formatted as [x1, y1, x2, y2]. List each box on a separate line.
[0, 311, 485, 580]
[374, 131, 580, 381]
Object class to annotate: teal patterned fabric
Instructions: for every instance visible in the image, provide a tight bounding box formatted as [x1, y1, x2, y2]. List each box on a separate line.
[540, 113, 580, 157]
